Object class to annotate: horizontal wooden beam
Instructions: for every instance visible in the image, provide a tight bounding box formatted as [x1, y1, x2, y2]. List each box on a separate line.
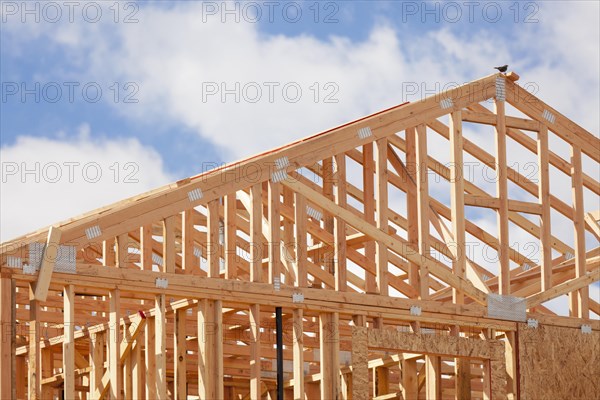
[464, 195, 543, 215]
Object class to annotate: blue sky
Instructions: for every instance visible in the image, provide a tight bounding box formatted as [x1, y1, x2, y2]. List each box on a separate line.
[1, 1, 599, 308]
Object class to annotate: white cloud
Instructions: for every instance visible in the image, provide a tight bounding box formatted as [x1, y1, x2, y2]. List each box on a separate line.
[0, 125, 174, 241]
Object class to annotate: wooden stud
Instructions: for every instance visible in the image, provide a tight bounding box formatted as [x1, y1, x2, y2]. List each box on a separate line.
[131, 340, 144, 399]
[294, 192, 307, 287]
[198, 299, 223, 399]
[416, 124, 430, 299]
[406, 127, 420, 295]
[249, 304, 261, 399]
[537, 124, 552, 291]
[89, 332, 105, 399]
[145, 316, 156, 399]
[320, 312, 340, 399]
[571, 145, 589, 318]
[293, 308, 304, 400]
[250, 185, 263, 283]
[334, 153, 348, 292]
[207, 199, 221, 278]
[375, 138, 389, 296]
[268, 181, 282, 285]
[28, 292, 41, 400]
[155, 294, 167, 399]
[163, 215, 176, 274]
[363, 143, 377, 293]
[63, 285, 75, 398]
[182, 209, 196, 271]
[225, 194, 237, 279]
[401, 358, 418, 399]
[140, 224, 153, 271]
[108, 289, 122, 400]
[175, 308, 187, 399]
[495, 99, 510, 295]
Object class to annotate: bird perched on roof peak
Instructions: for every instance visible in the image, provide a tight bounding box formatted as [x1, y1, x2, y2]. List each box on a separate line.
[494, 65, 508, 73]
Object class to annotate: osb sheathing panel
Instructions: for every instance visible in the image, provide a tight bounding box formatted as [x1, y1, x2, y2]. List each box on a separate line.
[518, 323, 600, 400]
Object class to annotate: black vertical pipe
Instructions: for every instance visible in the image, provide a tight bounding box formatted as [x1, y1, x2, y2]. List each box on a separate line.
[276, 306, 284, 400]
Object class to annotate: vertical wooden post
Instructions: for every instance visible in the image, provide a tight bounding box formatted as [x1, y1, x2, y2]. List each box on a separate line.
[375, 138, 389, 296]
[145, 316, 156, 399]
[363, 143, 377, 293]
[537, 125, 552, 292]
[425, 355, 441, 400]
[249, 304, 261, 399]
[163, 215, 176, 273]
[28, 290, 41, 400]
[63, 285, 75, 399]
[334, 153, 348, 292]
[116, 233, 129, 269]
[182, 209, 196, 271]
[140, 225, 153, 271]
[155, 294, 167, 399]
[406, 127, 420, 295]
[495, 99, 510, 295]
[41, 348, 53, 399]
[323, 156, 335, 287]
[0, 277, 13, 400]
[571, 145, 589, 318]
[401, 358, 418, 399]
[108, 289, 122, 400]
[89, 332, 105, 398]
[268, 181, 282, 284]
[131, 340, 144, 399]
[416, 124, 430, 299]
[320, 313, 340, 399]
[207, 199, 221, 278]
[175, 309, 187, 400]
[250, 185, 263, 283]
[449, 111, 466, 303]
[225, 193, 238, 279]
[198, 299, 223, 398]
[293, 308, 304, 400]
[505, 332, 518, 400]
[294, 192, 307, 287]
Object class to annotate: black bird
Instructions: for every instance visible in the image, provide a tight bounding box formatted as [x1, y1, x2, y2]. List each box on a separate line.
[494, 65, 508, 73]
